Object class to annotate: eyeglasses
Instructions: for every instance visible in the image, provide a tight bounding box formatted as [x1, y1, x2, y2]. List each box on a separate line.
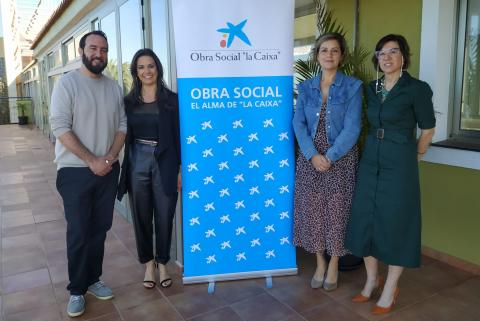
[318, 47, 341, 55]
[375, 47, 401, 59]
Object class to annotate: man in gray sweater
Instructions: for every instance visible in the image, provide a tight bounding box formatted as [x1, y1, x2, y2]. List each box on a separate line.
[49, 30, 126, 317]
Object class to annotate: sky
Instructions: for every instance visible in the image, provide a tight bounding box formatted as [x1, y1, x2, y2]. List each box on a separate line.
[0, 4, 3, 37]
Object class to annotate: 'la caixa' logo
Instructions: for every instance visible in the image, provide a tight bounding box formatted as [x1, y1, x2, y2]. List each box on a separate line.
[217, 19, 252, 48]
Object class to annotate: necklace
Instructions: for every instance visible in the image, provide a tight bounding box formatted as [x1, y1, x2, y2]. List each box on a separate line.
[379, 76, 400, 101]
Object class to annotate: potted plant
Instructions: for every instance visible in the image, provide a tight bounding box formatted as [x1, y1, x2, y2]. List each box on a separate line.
[17, 101, 29, 125]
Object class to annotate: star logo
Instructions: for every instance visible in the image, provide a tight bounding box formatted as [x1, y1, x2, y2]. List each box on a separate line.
[217, 19, 252, 48]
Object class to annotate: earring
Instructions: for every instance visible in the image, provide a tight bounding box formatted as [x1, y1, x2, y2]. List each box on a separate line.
[375, 63, 381, 94]
[400, 56, 404, 78]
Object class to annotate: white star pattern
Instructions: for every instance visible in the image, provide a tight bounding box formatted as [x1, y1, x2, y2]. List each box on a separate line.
[203, 176, 214, 185]
[278, 132, 289, 141]
[264, 198, 275, 207]
[264, 172, 274, 181]
[248, 133, 259, 142]
[233, 147, 244, 156]
[219, 188, 230, 197]
[217, 134, 228, 143]
[218, 161, 229, 170]
[189, 217, 200, 226]
[186, 135, 198, 144]
[234, 174, 245, 183]
[205, 229, 216, 238]
[206, 255, 216, 264]
[201, 121, 212, 130]
[248, 160, 260, 168]
[279, 185, 289, 194]
[249, 186, 260, 195]
[236, 252, 247, 261]
[202, 148, 214, 158]
[188, 190, 199, 199]
[263, 146, 274, 154]
[265, 250, 275, 258]
[235, 200, 245, 209]
[250, 212, 260, 221]
[279, 159, 289, 167]
[204, 202, 215, 212]
[220, 215, 231, 223]
[190, 243, 201, 252]
[280, 236, 290, 245]
[279, 211, 289, 220]
[263, 119, 274, 128]
[235, 226, 246, 235]
[265, 224, 275, 233]
[220, 241, 231, 250]
[232, 120, 243, 128]
[182, 113, 295, 275]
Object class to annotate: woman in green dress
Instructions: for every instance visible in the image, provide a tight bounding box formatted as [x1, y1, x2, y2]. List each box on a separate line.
[345, 34, 435, 315]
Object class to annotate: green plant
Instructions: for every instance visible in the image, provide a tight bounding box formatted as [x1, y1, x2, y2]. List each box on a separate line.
[17, 101, 29, 117]
[294, 0, 372, 151]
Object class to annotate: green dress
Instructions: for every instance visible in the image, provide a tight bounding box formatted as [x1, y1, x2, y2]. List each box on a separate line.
[345, 72, 435, 268]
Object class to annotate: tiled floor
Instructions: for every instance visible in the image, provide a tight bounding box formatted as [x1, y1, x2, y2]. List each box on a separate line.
[1, 124, 479, 321]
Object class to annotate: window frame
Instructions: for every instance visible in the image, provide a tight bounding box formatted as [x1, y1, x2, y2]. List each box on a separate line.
[62, 37, 76, 64]
[452, 0, 480, 139]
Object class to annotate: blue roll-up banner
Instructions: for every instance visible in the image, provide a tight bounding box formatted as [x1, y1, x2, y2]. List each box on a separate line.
[172, 0, 297, 284]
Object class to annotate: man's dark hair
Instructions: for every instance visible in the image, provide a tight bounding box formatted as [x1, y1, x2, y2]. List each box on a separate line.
[79, 30, 108, 50]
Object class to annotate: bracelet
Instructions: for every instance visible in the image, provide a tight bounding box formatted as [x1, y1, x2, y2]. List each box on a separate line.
[417, 151, 426, 155]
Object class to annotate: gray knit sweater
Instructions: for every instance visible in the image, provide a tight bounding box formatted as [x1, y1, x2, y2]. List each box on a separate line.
[50, 70, 127, 169]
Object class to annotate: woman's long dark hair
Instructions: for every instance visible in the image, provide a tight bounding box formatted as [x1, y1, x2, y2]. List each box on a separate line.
[126, 48, 171, 106]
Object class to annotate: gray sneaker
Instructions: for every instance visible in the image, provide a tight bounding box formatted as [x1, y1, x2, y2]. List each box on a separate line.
[87, 281, 114, 300]
[67, 295, 85, 317]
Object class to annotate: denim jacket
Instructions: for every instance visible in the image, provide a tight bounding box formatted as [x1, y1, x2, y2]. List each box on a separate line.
[292, 71, 362, 162]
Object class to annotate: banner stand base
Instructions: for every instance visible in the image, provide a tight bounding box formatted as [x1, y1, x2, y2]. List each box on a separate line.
[208, 282, 215, 294]
[265, 276, 273, 288]
[185, 268, 297, 293]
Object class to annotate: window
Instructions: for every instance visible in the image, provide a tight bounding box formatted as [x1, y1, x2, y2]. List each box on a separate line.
[91, 18, 100, 31]
[48, 48, 62, 69]
[63, 37, 76, 63]
[120, 0, 142, 93]
[454, 0, 480, 138]
[100, 12, 118, 80]
[151, 0, 170, 86]
[74, 29, 89, 56]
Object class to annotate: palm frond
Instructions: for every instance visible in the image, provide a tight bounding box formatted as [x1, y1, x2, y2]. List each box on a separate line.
[294, 59, 320, 84]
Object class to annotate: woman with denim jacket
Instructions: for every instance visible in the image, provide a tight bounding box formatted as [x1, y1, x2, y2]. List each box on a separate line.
[292, 33, 362, 292]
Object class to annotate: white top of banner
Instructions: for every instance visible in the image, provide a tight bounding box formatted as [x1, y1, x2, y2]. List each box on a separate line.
[172, 0, 295, 78]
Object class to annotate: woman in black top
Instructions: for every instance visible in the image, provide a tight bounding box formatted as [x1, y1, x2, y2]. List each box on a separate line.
[117, 48, 181, 289]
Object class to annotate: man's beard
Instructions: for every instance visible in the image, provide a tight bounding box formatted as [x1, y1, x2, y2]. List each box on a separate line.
[82, 54, 107, 75]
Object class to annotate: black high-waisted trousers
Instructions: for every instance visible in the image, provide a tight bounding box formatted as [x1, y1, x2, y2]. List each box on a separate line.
[128, 141, 178, 264]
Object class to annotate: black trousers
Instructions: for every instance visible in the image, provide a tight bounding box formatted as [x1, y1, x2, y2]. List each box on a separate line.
[56, 164, 119, 295]
[128, 142, 177, 264]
